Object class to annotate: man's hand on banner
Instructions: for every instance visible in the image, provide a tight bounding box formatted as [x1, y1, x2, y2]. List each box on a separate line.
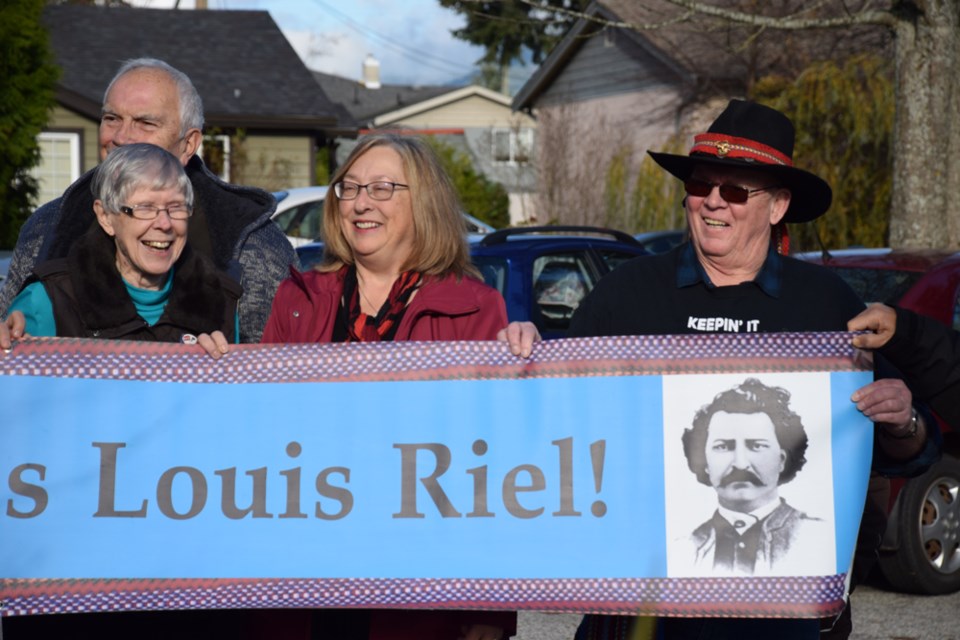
[848, 304, 897, 350]
[852, 378, 913, 428]
[497, 321, 541, 358]
[1, 310, 28, 352]
[851, 377, 927, 457]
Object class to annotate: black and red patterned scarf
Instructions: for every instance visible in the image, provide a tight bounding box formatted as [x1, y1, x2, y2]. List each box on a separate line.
[337, 265, 422, 342]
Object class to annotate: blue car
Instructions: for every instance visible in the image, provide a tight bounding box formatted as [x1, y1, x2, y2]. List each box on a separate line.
[295, 226, 647, 339]
[296, 226, 647, 339]
[470, 226, 648, 338]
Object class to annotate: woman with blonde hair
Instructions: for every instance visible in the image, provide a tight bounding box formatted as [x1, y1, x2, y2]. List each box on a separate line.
[262, 133, 507, 345]
[262, 133, 515, 640]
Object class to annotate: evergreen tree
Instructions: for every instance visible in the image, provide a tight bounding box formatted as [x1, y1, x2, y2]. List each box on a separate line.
[439, 0, 585, 93]
[0, 0, 59, 248]
[753, 54, 894, 251]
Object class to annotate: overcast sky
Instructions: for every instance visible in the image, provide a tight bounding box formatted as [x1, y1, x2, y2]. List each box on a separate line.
[128, 0, 536, 89]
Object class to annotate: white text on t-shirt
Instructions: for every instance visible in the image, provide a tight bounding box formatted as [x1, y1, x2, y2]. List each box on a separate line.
[687, 317, 760, 332]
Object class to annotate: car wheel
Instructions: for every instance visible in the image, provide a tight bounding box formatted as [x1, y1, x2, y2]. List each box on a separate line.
[879, 455, 960, 594]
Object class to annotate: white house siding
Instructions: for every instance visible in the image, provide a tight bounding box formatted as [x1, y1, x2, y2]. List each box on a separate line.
[381, 95, 536, 130]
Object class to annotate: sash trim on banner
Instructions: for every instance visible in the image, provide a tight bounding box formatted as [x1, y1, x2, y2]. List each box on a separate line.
[0, 576, 848, 618]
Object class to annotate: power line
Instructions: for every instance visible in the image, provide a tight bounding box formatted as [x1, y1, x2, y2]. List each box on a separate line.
[308, 0, 478, 78]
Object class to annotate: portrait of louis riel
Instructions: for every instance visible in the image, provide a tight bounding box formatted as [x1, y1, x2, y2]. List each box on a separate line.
[679, 377, 830, 576]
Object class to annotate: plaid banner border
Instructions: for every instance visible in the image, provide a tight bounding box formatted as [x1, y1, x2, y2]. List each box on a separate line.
[0, 333, 863, 618]
[0, 332, 863, 384]
[0, 575, 847, 619]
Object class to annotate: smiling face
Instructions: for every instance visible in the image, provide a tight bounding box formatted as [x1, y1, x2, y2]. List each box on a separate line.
[338, 146, 416, 275]
[95, 183, 189, 290]
[704, 411, 786, 513]
[99, 68, 199, 164]
[685, 165, 790, 284]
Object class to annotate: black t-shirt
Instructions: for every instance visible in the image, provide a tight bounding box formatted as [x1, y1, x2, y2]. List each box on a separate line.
[569, 244, 865, 338]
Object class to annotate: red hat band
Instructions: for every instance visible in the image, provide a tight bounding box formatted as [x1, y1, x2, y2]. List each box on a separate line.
[690, 133, 793, 167]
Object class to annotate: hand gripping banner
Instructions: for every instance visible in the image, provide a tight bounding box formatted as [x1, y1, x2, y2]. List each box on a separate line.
[0, 333, 872, 620]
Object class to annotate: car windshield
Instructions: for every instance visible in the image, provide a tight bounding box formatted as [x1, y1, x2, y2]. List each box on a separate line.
[827, 267, 925, 305]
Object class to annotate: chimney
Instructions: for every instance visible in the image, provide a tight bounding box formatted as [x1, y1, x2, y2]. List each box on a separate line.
[362, 54, 381, 89]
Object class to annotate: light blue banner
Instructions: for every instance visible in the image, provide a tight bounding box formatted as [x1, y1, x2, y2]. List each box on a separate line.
[0, 336, 874, 616]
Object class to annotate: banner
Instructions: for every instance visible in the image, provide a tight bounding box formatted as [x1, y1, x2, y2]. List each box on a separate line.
[0, 333, 872, 619]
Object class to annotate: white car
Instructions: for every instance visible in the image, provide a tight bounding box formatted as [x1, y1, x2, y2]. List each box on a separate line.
[272, 186, 494, 248]
[271, 186, 330, 248]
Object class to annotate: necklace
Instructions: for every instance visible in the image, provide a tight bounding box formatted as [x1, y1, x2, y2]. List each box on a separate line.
[356, 274, 382, 314]
[358, 285, 378, 313]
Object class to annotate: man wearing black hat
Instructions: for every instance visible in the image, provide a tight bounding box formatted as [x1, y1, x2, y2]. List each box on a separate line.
[569, 100, 938, 639]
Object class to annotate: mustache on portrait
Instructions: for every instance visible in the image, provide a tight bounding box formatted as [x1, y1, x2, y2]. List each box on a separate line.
[719, 468, 763, 487]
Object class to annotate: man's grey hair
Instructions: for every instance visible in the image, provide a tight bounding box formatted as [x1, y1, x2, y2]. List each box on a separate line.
[103, 58, 204, 135]
[93, 143, 193, 213]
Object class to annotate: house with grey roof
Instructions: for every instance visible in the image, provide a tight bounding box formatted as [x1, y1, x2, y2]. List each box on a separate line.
[35, 4, 354, 205]
[316, 58, 538, 225]
[512, 0, 887, 229]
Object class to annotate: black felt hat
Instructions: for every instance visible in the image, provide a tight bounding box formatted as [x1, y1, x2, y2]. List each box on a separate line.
[648, 100, 832, 223]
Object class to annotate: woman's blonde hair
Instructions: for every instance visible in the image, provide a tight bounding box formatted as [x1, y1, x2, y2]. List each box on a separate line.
[320, 134, 478, 279]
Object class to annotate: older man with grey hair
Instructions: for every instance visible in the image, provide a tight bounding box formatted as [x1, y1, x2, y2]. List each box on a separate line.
[0, 58, 296, 342]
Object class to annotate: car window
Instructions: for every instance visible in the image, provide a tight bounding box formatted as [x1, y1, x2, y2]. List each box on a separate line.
[472, 255, 508, 296]
[532, 253, 595, 333]
[826, 267, 925, 305]
[295, 244, 325, 271]
[274, 201, 324, 241]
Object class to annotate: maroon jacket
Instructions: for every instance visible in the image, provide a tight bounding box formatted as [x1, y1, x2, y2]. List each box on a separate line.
[260, 267, 515, 639]
[262, 268, 508, 343]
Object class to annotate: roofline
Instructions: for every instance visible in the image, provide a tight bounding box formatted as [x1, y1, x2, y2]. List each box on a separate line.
[512, 1, 606, 111]
[371, 85, 510, 127]
[206, 114, 339, 130]
[56, 85, 102, 120]
[512, 1, 696, 111]
[360, 128, 466, 136]
[54, 86, 342, 134]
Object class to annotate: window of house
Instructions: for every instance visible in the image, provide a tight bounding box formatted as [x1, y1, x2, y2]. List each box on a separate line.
[32, 132, 81, 206]
[492, 128, 533, 165]
[201, 134, 231, 182]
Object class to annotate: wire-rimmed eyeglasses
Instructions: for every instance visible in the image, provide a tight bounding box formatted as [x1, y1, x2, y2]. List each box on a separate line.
[334, 181, 409, 201]
[119, 204, 193, 220]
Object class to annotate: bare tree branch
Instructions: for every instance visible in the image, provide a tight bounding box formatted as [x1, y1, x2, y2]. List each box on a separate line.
[662, 0, 898, 29]
[513, 0, 898, 31]
[513, 0, 696, 30]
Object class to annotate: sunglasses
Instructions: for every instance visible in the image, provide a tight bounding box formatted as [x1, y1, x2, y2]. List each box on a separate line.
[683, 178, 780, 204]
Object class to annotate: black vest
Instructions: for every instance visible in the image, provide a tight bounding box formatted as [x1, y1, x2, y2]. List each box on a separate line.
[32, 225, 242, 343]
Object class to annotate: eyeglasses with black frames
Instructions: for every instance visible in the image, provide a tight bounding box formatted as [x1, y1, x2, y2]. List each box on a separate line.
[683, 178, 781, 204]
[119, 204, 193, 220]
[334, 181, 409, 201]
